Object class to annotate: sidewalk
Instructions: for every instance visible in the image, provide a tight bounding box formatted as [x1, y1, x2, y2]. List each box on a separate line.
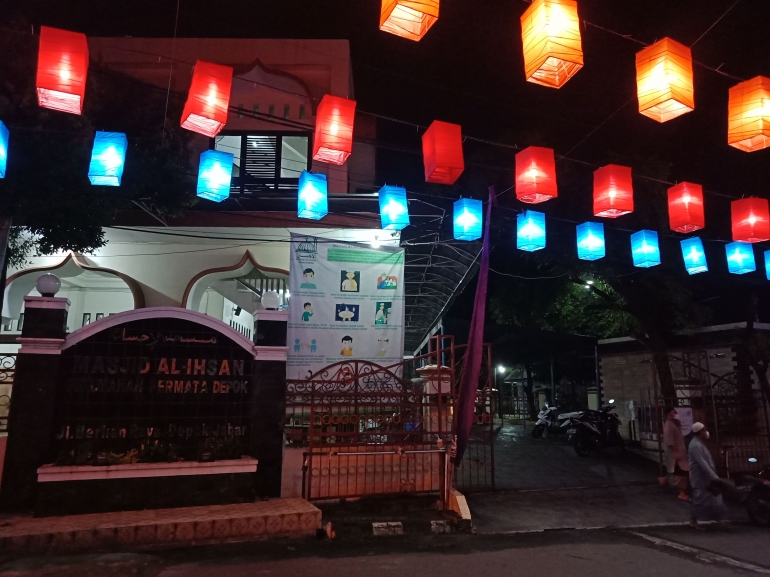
[467, 484, 745, 533]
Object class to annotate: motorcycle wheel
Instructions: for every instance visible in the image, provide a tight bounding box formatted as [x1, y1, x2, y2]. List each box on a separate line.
[531, 424, 545, 439]
[746, 486, 770, 527]
[574, 432, 593, 457]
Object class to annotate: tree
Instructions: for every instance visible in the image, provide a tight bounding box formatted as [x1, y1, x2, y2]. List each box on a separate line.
[0, 23, 194, 259]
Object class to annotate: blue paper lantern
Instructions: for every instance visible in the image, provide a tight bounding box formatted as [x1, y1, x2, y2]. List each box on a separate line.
[379, 185, 410, 230]
[630, 230, 661, 268]
[196, 149, 233, 202]
[725, 241, 756, 275]
[0, 121, 8, 179]
[88, 131, 127, 186]
[680, 237, 708, 275]
[576, 222, 605, 261]
[297, 170, 328, 220]
[516, 210, 546, 252]
[453, 198, 483, 241]
[765, 250, 770, 280]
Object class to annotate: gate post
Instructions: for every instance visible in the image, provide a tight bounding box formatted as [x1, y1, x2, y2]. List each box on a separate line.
[0, 278, 69, 512]
[253, 309, 288, 498]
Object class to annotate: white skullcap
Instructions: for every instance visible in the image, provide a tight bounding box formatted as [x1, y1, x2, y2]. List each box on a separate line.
[692, 422, 705, 433]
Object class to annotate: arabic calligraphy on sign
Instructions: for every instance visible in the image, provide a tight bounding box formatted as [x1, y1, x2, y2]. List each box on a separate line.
[112, 328, 218, 346]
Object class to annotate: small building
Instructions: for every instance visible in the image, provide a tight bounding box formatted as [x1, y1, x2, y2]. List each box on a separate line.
[598, 323, 770, 475]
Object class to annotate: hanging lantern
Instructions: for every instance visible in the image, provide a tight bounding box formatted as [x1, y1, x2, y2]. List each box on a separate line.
[88, 131, 128, 186]
[380, 0, 440, 42]
[593, 164, 633, 218]
[196, 150, 233, 203]
[520, 0, 583, 89]
[635, 38, 694, 123]
[517, 210, 546, 252]
[297, 170, 328, 220]
[312, 95, 357, 165]
[0, 121, 8, 179]
[764, 250, 770, 281]
[379, 185, 410, 230]
[576, 222, 605, 261]
[181, 60, 233, 138]
[515, 146, 558, 203]
[731, 197, 770, 243]
[423, 120, 464, 184]
[725, 241, 756, 275]
[453, 198, 482, 241]
[630, 230, 660, 268]
[667, 182, 704, 233]
[680, 237, 708, 275]
[36, 26, 89, 115]
[727, 76, 770, 152]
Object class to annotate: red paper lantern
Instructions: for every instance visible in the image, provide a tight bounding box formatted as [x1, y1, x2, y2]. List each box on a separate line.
[593, 164, 633, 218]
[728, 76, 770, 152]
[515, 146, 558, 203]
[422, 120, 464, 184]
[181, 60, 233, 138]
[36, 26, 89, 115]
[312, 95, 357, 165]
[380, 0, 440, 42]
[731, 197, 770, 243]
[667, 182, 704, 233]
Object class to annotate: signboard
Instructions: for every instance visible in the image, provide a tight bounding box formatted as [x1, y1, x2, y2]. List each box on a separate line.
[287, 234, 405, 379]
[54, 317, 255, 463]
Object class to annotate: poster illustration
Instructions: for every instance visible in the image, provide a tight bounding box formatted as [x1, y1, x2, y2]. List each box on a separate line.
[287, 234, 405, 379]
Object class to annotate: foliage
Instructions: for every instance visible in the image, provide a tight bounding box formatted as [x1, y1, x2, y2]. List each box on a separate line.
[0, 22, 194, 255]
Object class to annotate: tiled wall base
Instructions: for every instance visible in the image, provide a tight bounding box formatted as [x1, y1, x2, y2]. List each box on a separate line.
[0, 498, 321, 555]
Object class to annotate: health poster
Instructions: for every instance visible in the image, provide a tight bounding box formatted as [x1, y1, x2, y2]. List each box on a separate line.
[287, 234, 405, 379]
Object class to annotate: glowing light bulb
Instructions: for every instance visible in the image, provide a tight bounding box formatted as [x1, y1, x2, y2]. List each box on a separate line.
[97, 146, 123, 171]
[546, 4, 570, 36]
[59, 69, 70, 80]
[329, 123, 339, 136]
[456, 208, 479, 230]
[682, 193, 691, 204]
[206, 92, 217, 107]
[749, 215, 758, 225]
[609, 189, 617, 199]
[370, 236, 381, 249]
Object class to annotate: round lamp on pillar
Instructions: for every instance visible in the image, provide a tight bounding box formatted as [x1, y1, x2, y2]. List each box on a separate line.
[36, 274, 61, 297]
[262, 291, 280, 310]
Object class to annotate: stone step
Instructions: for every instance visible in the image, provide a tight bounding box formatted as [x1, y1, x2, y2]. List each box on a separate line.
[0, 498, 321, 555]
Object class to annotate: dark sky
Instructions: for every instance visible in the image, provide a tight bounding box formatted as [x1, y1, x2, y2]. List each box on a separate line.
[10, 1, 768, 180]
[13, 1, 770, 215]
[9, 0, 770, 309]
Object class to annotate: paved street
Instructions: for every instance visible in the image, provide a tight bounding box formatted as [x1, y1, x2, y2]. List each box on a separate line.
[492, 423, 658, 490]
[1, 524, 769, 576]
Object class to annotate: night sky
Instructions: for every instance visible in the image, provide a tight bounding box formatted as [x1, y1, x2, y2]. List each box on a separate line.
[11, 0, 770, 196]
[8, 0, 770, 326]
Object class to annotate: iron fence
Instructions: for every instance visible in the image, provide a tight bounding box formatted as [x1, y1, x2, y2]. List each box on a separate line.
[285, 335, 495, 501]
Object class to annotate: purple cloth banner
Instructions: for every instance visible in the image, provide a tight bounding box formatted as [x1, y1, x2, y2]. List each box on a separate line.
[451, 187, 493, 466]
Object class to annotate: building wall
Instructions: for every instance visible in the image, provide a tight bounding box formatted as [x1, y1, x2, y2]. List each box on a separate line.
[599, 352, 653, 438]
[88, 38, 359, 193]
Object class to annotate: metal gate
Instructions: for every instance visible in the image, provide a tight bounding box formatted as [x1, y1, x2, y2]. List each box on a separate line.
[643, 351, 770, 477]
[285, 335, 495, 501]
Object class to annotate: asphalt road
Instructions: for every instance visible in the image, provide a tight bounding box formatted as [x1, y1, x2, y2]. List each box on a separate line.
[2, 524, 768, 577]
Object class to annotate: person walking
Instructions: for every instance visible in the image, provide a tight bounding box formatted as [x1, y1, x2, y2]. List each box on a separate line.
[661, 407, 689, 501]
[688, 422, 726, 528]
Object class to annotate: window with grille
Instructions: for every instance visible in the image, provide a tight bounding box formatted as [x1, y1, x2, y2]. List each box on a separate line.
[214, 132, 311, 194]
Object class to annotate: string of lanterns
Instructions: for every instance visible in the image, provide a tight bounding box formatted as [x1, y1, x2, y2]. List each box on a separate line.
[0, 18, 768, 281]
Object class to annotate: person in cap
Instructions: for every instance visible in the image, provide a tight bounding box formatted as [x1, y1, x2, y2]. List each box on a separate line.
[688, 422, 726, 527]
[661, 407, 689, 500]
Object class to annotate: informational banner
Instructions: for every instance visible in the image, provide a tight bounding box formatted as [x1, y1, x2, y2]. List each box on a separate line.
[287, 234, 405, 379]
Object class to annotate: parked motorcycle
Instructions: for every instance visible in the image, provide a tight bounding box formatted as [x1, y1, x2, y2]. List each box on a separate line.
[532, 404, 562, 438]
[745, 464, 770, 527]
[560, 410, 585, 442]
[572, 400, 624, 457]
